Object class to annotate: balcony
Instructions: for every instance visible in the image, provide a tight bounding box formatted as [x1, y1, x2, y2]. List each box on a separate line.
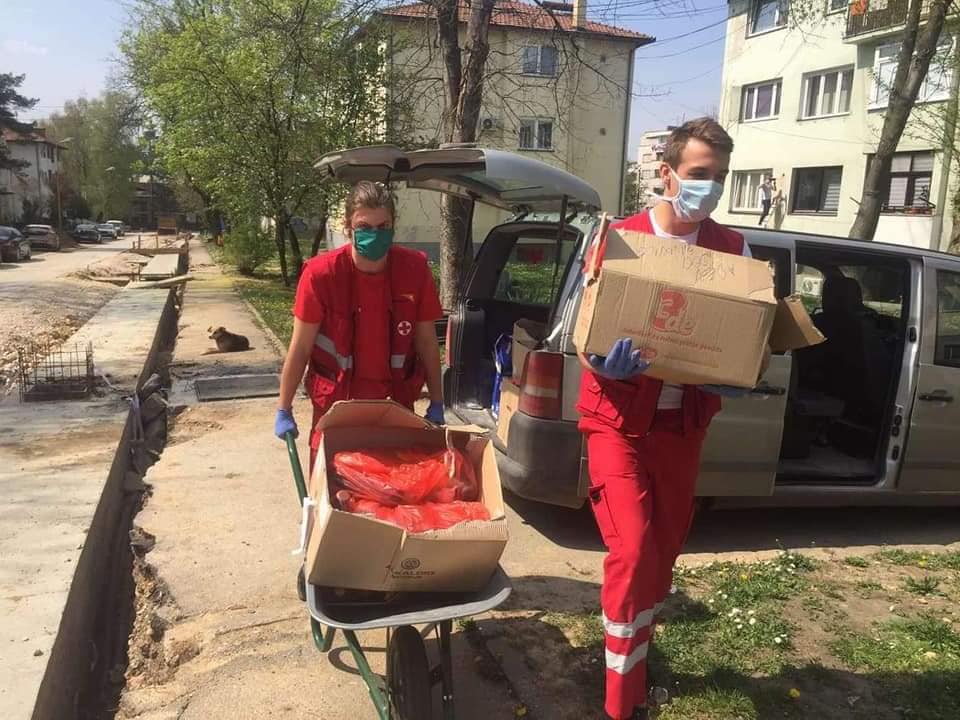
[846, 0, 910, 40]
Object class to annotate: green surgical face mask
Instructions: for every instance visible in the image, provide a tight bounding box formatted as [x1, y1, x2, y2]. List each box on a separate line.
[352, 227, 394, 261]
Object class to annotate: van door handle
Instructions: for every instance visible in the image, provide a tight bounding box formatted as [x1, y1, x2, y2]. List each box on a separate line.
[919, 390, 954, 403]
[752, 383, 786, 396]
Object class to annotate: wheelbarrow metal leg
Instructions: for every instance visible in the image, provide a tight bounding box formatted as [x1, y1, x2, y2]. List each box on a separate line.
[310, 617, 336, 653]
[438, 620, 455, 720]
[344, 629, 390, 720]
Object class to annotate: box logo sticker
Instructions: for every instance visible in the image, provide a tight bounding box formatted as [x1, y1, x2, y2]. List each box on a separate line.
[653, 290, 696, 336]
[400, 558, 421, 571]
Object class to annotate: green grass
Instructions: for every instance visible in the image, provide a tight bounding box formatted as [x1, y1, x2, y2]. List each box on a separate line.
[830, 614, 960, 720]
[844, 556, 870, 568]
[904, 576, 942, 596]
[874, 549, 960, 571]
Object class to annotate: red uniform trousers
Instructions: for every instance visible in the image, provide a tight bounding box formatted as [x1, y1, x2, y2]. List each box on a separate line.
[582, 409, 706, 720]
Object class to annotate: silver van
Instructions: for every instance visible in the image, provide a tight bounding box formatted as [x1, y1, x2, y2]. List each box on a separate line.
[318, 145, 960, 508]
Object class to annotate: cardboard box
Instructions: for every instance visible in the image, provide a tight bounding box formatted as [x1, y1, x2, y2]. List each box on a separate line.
[512, 319, 545, 382]
[496, 380, 520, 445]
[574, 226, 823, 387]
[305, 400, 508, 593]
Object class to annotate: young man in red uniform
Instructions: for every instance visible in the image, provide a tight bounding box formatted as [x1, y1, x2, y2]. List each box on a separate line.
[579, 118, 756, 720]
[274, 181, 444, 465]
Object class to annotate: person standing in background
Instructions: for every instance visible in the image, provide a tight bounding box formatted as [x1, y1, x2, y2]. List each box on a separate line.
[757, 174, 773, 226]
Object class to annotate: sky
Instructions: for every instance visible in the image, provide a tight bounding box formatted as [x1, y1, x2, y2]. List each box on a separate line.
[0, 0, 729, 159]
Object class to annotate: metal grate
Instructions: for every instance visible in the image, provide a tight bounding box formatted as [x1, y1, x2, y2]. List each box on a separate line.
[17, 341, 96, 402]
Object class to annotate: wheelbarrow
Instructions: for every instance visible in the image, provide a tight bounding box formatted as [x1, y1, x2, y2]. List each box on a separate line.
[285, 433, 512, 720]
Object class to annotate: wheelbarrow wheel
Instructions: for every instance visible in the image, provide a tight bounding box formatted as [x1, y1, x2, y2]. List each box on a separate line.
[387, 626, 432, 720]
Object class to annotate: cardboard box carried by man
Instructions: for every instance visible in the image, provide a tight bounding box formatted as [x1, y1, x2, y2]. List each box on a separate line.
[574, 215, 823, 387]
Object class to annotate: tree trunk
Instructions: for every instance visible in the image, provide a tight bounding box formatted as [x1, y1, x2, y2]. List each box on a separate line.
[434, 0, 463, 139]
[275, 219, 289, 286]
[454, 0, 496, 144]
[433, 0, 495, 306]
[439, 194, 472, 309]
[311, 212, 328, 257]
[287, 217, 304, 281]
[849, 0, 950, 240]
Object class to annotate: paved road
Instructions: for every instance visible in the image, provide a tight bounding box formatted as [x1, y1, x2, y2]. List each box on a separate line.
[0, 234, 154, 394]
[0, 234, 138, 283]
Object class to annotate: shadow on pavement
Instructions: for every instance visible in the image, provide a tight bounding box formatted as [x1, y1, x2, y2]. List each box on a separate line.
[508, 490, 960, 556]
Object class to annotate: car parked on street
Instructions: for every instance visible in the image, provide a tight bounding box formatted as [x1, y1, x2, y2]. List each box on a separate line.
[0, 225, 31, 261]
[96, 224, 119, 241]
[318, 145, 960, 509]
[106, 220, 127, 236]
[23, 224, 61, 251]
[73, 223, 102, 244]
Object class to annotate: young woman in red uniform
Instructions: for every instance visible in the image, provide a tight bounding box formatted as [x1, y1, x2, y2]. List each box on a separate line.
[274, 181, 444, 465]
[579, 119, 759, 720]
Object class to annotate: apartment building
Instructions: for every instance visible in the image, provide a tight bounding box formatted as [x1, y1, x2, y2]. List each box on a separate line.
[636, 127, 675, 208]
[0, 126, 64, 223]
[713, 0, 957, 251]
[379, 0, 652, 248]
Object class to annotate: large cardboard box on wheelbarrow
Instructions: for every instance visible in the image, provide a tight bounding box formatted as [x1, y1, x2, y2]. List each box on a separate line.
[305, 400, 508, 593]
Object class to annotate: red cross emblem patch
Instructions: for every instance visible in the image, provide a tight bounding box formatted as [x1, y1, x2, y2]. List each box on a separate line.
[397, 320, 413, 337]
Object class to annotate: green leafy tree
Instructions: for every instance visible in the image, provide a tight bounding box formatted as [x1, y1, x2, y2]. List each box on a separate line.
[122, 0, 393, 283]
[0, 73, 37, 172]
[42, 92, 143, 221]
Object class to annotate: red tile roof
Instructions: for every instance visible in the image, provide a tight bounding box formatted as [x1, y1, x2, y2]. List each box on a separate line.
[380, 1, 653, 43]
[1, 125, 62, 146]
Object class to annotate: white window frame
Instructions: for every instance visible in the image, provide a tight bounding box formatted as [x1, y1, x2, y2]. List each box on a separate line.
[870, 36, 955, 109]
[730, 169, 773, 212]
[518, 118, 554, 151]
[749, 0, 788, 37]
[741, 79, 782, 122]
[826, 0, 846, 13]
[520, 45, 558, 77]
[800, 66, 854, 119]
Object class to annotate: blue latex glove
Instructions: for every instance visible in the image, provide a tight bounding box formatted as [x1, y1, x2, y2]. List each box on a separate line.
[274, 408, 299, 439]
[702, 384, 752, 399]
[425, 400, 445, 424]
[588, 338, 650, 380]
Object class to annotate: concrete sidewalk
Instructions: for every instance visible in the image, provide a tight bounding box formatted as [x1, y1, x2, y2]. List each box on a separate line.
[119, 243, 518, 720]
[0, 286, 174, 720]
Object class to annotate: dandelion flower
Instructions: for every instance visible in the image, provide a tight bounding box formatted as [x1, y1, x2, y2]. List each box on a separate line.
[789, 688, 801, 699]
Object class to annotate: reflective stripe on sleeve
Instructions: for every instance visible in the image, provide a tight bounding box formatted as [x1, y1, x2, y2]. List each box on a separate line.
[605, 641, 649, 675]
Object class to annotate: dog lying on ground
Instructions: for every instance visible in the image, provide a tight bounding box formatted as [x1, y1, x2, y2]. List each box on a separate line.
[207, 326, 251, 353]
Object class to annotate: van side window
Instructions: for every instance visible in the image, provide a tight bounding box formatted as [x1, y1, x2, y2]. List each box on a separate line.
[494, 238, 575, 306]
[936, 271, 960, 368]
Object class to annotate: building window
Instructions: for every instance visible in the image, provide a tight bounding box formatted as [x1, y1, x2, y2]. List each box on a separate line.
[792, 166, 842, 214]
[801, 67, 853, 118]
[936, 271, 960, 368]
[521, 46, 557, 76]
[869, 151, 935, 213]
[750, 0, 788, 35]
[741, 80, 781, 121]
[731, 169, 773, 211]
[519, 119, 553, 150]
[827, 0, 846, 12]
[872, 37, 954, 108]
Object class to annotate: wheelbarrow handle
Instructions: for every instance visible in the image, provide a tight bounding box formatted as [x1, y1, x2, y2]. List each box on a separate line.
[285, 431, 308, 503]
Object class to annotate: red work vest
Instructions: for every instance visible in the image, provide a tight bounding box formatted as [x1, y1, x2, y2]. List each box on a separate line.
[303, 245, 426, 417]
[577, 210, 746, 436]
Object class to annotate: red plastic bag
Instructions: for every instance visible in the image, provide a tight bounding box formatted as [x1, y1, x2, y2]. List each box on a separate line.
[332, 446, 478, 506]
[336, 490, 490, 533]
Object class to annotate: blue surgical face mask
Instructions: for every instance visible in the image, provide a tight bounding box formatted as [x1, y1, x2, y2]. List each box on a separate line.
[352, 227, 394, 261]
[662, 167, 724, 224]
